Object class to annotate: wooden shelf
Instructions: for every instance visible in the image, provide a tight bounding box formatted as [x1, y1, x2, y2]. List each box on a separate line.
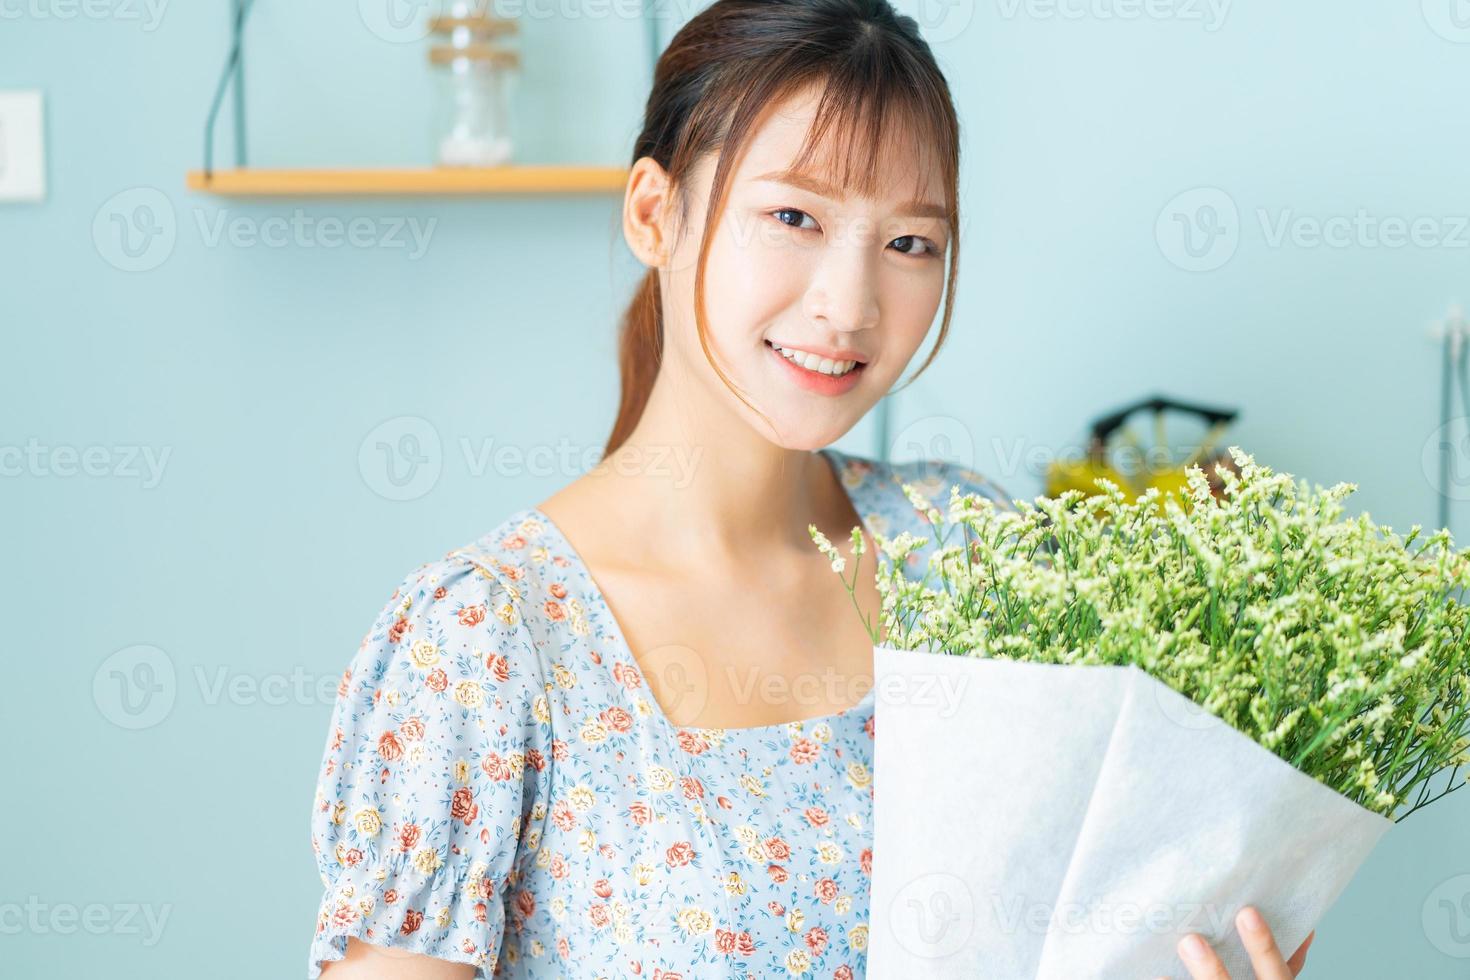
[185, 165, 628, 197]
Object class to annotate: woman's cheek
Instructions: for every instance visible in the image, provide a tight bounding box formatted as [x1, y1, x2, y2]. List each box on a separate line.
[881, 264, 944, 349]
[706, 223, 812, 323]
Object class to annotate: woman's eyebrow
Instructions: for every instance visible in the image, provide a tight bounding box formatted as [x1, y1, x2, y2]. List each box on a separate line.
[751, 168, 950, 222]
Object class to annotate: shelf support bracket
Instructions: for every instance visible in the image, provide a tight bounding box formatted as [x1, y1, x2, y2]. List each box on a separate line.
[203, 0, 255, 180]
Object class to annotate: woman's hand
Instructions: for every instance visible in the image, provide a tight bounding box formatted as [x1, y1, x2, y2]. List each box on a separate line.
[1160, 905, 1315, 980]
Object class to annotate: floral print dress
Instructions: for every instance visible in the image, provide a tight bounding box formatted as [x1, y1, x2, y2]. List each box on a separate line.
[307, 446, 1010, 979]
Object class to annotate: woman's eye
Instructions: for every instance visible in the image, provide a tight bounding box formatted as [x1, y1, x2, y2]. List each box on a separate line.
[772, 208, 818, 231]
[768, 209, 939, 257]
[890, 234, 940, 257]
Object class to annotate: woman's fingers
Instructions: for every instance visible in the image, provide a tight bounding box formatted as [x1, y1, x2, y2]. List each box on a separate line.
[1176, 909, 1303, 980]
[1177, 933, 1231, 980]
[1285, 930, 1315, 976]
[1234, 906, 1295, 980]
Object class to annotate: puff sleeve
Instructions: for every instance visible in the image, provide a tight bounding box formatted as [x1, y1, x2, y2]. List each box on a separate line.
[307, 555, 554, 978]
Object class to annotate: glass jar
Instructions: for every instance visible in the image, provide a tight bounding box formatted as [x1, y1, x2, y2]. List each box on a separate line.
[428, 7, 519, 167]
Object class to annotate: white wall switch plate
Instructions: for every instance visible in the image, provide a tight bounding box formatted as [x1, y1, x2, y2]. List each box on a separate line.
[0, 91, 46, 203]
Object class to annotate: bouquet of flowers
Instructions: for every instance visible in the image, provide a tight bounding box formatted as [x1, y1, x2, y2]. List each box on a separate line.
[811, 447, 1470, 978]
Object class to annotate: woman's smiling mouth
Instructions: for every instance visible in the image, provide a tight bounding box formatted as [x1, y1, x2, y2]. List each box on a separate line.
[764, 339, 867, 394]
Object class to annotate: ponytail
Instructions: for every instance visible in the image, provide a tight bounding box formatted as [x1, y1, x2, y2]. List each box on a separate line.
[604, 268, 663, 456]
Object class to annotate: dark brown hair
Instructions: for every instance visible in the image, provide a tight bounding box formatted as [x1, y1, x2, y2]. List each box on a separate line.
[606, 0, 963, 456]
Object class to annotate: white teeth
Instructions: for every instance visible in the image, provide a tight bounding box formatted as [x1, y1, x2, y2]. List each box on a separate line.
[772, 344, 859, 377]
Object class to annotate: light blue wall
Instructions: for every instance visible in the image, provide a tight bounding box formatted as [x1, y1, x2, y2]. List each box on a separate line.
[3, 1, 1469, 977]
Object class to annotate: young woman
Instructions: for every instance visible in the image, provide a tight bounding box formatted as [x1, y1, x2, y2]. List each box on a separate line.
[308, 0, 1314, 976]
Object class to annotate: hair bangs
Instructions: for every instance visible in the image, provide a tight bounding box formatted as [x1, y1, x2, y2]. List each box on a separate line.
[784, 63, 958, 216]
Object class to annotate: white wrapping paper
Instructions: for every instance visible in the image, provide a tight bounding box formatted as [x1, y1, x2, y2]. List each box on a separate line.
[867, 645, 1394, 979]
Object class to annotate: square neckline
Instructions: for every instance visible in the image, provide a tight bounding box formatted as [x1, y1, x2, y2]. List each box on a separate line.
[525, 446, 879, 735]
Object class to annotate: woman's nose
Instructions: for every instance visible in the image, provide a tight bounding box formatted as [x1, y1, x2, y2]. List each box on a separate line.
[803, 246, 880, 334]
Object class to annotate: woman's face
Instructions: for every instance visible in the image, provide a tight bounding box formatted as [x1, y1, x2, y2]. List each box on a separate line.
[655, 82, 953, 452]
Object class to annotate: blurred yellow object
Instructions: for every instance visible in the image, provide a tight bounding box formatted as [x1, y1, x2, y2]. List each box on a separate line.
[1046, 458, 1134, 501]
[1045, 457, 1133, 521]
[1143, 468, 1194, 514]
[1044, 396, 1241, 517]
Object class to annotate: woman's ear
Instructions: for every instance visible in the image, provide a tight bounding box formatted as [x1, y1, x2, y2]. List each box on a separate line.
[623, 156, 675, 269]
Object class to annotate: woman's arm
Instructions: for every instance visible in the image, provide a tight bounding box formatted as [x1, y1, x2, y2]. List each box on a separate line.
[307, 554, 554, 977]
[320, 937, 477, 979]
